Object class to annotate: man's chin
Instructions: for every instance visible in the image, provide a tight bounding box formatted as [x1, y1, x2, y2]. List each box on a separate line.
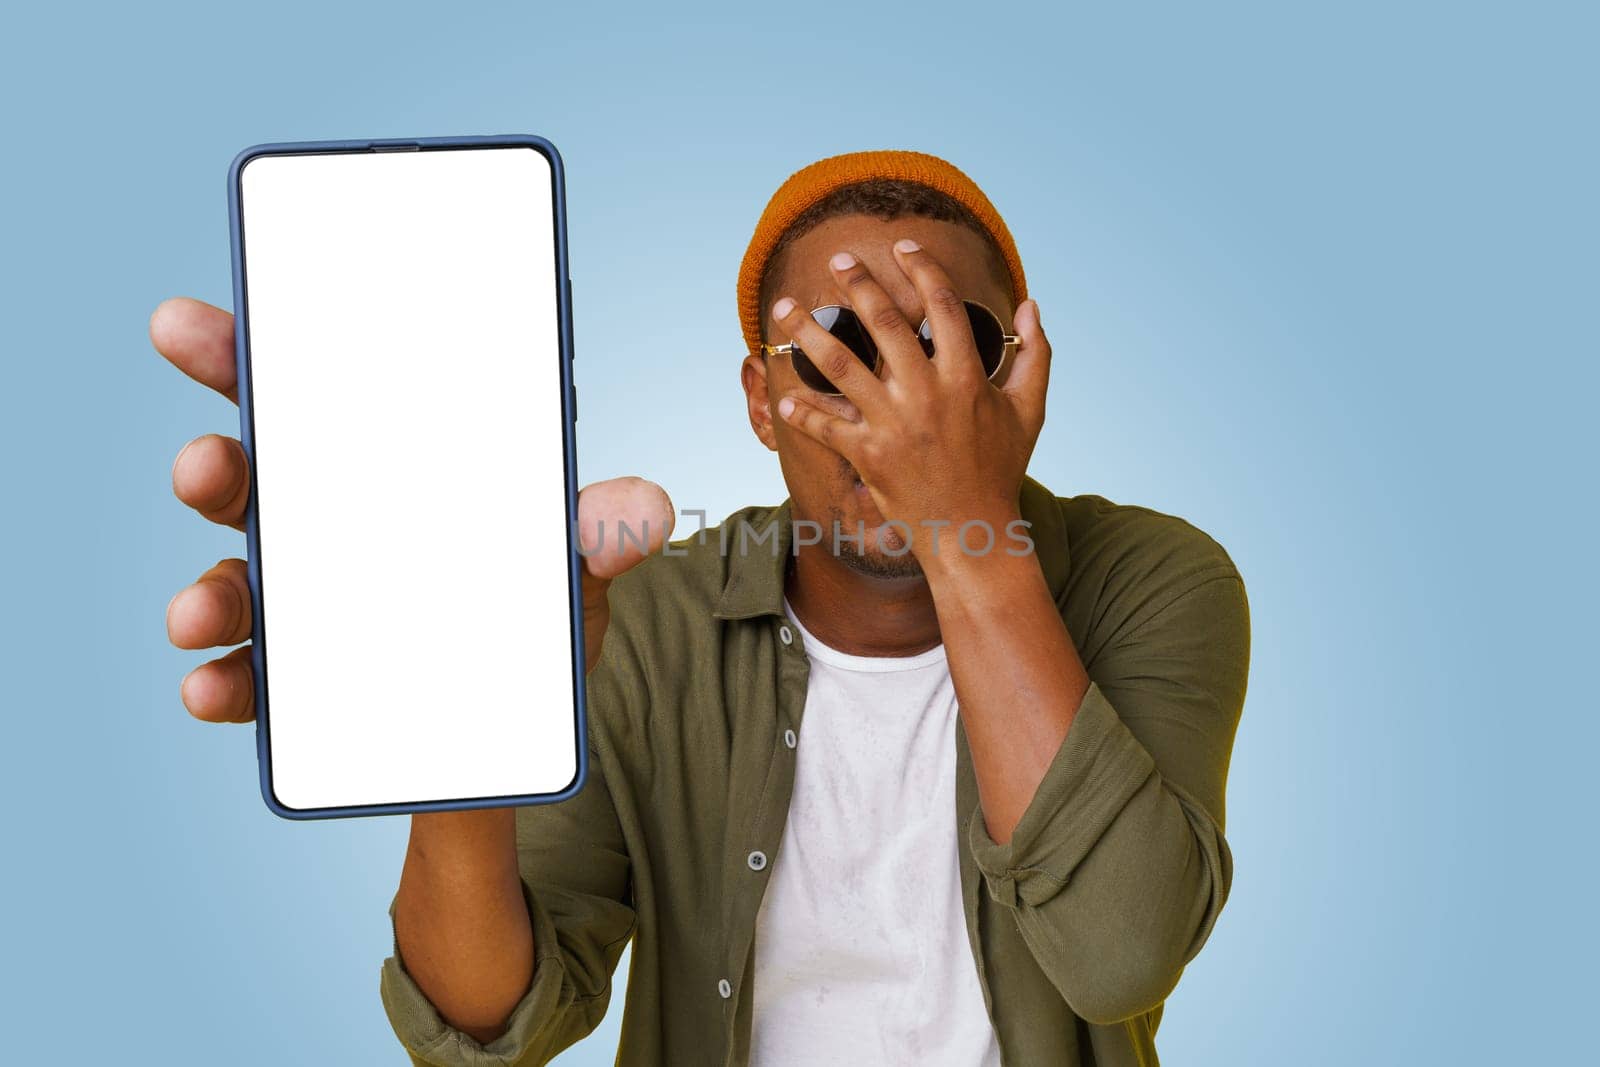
[823, 499, 924, 579]
[838, 545, 924, 579]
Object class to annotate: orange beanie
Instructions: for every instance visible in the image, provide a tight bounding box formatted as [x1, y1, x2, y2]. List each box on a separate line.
[736, 149, 1028, 358]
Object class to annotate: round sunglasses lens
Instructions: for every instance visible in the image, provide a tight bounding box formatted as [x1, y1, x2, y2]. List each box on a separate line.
[793, 306, 877, 392]
[917, 301, 1007, 378]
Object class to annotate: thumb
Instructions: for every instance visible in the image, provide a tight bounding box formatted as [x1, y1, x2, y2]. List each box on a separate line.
[576, 476, 676, 581]
[576, 477, 673, 675]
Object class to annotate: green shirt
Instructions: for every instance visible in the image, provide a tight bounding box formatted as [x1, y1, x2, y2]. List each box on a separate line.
[379, 475, 1251, 1066]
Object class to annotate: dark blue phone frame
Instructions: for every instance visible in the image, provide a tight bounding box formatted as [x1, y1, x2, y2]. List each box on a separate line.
[227, 134, 588, 821]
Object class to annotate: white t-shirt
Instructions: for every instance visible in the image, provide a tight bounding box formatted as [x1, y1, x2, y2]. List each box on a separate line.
[749, 599, 1002, 1066]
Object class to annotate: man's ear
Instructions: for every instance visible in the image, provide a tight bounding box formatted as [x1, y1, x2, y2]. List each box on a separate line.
[741, 354, 780, 452]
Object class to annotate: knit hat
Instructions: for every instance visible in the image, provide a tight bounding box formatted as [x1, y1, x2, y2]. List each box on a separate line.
[736, 149, 1029, 358]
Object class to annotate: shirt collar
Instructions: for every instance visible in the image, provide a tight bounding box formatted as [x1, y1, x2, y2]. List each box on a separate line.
[711, 475, 1071, 621]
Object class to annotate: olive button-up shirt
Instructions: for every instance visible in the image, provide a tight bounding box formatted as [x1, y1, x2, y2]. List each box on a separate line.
[379, 476, 1252, 1066]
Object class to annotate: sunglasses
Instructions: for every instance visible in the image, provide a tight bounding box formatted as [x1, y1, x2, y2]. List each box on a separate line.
[761, 299, 1020, 396]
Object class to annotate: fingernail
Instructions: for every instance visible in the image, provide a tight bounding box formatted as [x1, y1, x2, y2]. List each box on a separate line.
[830, 251, 856, 270]
[778, 397, 795, 418]
[773, 297, 796, 319]
[894, 238, 920, 253]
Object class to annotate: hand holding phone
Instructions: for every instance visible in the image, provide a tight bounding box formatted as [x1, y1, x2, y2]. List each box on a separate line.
[154, 134, 660, 819]
[153, 294, 675, 801]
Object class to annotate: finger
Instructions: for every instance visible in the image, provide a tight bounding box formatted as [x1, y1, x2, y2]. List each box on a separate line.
[180, 644, 256, 724]
[172, 433, 251, 531]
[1001, 299, 1050, 432]
[150, 297, 238, 404]
[776, 393, 868, 462]
[889, 238, 983, 384]
[771, 296, 887, 414]
[167, 558, 254, 650]
[575, 476, 675, 581]
[825, 251, 928, 389]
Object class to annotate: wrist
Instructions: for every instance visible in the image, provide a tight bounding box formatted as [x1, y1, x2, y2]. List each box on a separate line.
[915, 504, 1031, 585]
[409, 808, 519, 859]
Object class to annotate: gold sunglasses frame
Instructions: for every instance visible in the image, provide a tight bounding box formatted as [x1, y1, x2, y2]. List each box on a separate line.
[760, 298, 1021, 397]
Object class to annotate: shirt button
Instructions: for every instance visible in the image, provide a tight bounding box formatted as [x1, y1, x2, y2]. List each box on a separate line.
[778, 624, 794, 646]
[783, 728, 797, 749]
[747, 850, 768, 871]
[718, 978, 732, 999]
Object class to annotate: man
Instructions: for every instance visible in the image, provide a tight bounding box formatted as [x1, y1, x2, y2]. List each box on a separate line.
[155, 149, 1251, 1066]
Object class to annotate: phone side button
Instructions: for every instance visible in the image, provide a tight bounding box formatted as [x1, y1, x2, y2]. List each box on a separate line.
[571, 384, 578, 423]
[567, 278, 575, 359]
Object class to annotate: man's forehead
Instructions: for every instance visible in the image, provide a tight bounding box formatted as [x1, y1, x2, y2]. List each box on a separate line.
[769, 216, 1013, 309]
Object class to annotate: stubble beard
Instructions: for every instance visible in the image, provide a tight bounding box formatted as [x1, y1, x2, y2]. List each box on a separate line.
[825, 471, 924, 580]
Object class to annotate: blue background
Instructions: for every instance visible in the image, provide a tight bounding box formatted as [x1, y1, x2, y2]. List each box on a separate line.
[2, 1, 1593, 1063]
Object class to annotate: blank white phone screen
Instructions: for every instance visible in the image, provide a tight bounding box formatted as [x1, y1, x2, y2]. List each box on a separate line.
[237, 147, 577, 813]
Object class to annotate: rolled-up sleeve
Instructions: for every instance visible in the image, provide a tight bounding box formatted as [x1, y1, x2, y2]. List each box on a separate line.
[379, 739, 636, 1067]
[967, 571, 1250, 1025]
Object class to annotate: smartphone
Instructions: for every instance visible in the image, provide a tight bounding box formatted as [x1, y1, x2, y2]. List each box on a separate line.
[227, 135, 585, 820]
